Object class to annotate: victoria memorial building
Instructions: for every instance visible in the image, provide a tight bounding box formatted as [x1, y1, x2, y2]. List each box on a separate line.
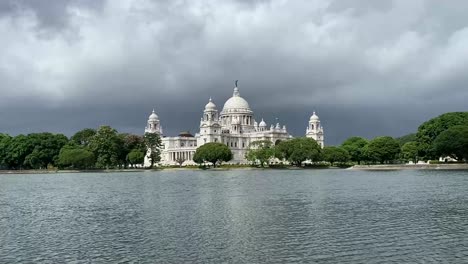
[144, 84, 324, 166]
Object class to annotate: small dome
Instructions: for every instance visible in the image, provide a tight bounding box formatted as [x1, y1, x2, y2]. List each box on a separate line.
[205, 97, 217, 110]
[310, 111, 319, 121]
[222, 87, 250, 111]
[259, 118, 267, 127]
[149, 109, 159, 120]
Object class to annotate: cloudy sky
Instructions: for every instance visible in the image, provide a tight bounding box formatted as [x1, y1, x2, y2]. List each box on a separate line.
[1, 0, 468, 145]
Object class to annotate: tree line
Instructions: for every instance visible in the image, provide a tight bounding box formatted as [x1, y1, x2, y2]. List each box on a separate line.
[0, 126, 162, 170]
[1, 112, 467, 170]
[243, 112, 468, 166]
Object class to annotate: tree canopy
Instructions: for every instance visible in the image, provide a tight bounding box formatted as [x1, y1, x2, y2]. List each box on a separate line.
[341, 136, 368, 164]
[71, 128, 96, 146]
[396, 133, 417, 146]
[275, 137, 321, 166]
[432, 126, 468, 162]
[416, 112, 468, 159]
[367, 136, 400, 164]
[89, 126, 121, 169]
[401, 141, 419, 163]
[245, 140, 275, 167]
[1, 133, 68, 169]
[127, 149, 145, 167]
[322, 146, 350, 165]
[144, 132, 162, 168]
[193, 143, 233, 167]
[58, 144, 96, 169]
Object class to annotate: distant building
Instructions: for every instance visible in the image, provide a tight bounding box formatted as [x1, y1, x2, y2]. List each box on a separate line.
[144, 84, 324, 166]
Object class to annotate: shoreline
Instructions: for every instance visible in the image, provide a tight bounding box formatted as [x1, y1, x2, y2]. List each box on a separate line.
[350, 164, 468, 170]
[2, 164, 468, 174]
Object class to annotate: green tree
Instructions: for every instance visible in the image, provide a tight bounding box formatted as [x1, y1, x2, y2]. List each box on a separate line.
[71, 128, 96, 146]
[401, 141, 419, 163]
[24, 133, 69, 169]
[432, 126, 468, 162]
[341, 136, 368, 164]
[89, 126, 121, 169]
[367, 136, 400, 164]
[127, 149, 145, 168]
[416, 112, 468, 159]
[3, 134, 31, 169]
[3, 133, 68, 169]
[396, 133, 417, 146]
[193, 143, 233, 168]
[245, 140, 275, 167]
[275, 137, 321, 166]
[0, 134, 12, 169]
[322, 146, 350, 166]
[58, 144, 96, 169]
[118, 133, 146, 168]
[144, 132, 162, 168]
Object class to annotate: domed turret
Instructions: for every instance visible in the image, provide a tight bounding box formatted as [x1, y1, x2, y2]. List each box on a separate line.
[205, 97, 217, 111]
[259, 118, 267, 127]
[310, 111, 319, 121]
[145, 109, 162, 135]
[306, 111, 324, 148]
[149, 109, 159, 120]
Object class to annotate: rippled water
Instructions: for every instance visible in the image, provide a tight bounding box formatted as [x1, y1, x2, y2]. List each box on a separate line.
[1, 169, 468, 263]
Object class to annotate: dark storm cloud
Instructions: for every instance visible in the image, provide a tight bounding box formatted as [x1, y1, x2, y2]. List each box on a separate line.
[1, 0, 468, 145]
[0, 0, 103, 30]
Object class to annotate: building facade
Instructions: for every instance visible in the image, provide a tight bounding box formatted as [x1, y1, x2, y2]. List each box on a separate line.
[144, 85, 324, 166]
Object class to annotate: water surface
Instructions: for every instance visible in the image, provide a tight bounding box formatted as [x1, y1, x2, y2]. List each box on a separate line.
[1, 169, 468, 263]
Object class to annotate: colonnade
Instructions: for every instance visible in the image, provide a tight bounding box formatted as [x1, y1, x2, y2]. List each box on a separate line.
[170, 151, 195, 161]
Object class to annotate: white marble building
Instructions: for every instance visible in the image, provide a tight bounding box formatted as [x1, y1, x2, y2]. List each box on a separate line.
[144, 84, 324, 166]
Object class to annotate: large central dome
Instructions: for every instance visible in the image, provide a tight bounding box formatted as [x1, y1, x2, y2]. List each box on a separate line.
[222, 87, 251, 112]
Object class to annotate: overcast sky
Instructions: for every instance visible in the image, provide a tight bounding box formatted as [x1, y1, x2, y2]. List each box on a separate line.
[1, 0, 468, 145]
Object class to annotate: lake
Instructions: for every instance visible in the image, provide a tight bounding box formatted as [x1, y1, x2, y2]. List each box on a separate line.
[1, 169, 467, 263]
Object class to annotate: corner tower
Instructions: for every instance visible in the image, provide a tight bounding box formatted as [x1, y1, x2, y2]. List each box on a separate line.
[306, 111, 324, 147]
[145, 109, 163, 135]
[198, 98, 222, 145]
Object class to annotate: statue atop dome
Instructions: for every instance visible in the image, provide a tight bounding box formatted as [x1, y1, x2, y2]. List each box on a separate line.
[235, 80, 238, 87]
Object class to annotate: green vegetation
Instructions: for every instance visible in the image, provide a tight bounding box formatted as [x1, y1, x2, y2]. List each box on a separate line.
[401, 141, 419, 163]
[245, 140, 275, 167]
[396, 133, 416, 146]
[322, 146, 350, 166]
[416, 112, 468, 159]
[193, 143, 233, 168]
[366, 136, 400, 164]
[127, 150, 145, 168]
[144, 132, 162, 168]
[58, 144, 96, 169]
[88, 126, 121, 169]
[432, 126, 468, 161]
[1, 111, 468, 171]
[0, 127, 162, 170]
[275, 137, 321, 166]
[341, 136, 368, 164]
